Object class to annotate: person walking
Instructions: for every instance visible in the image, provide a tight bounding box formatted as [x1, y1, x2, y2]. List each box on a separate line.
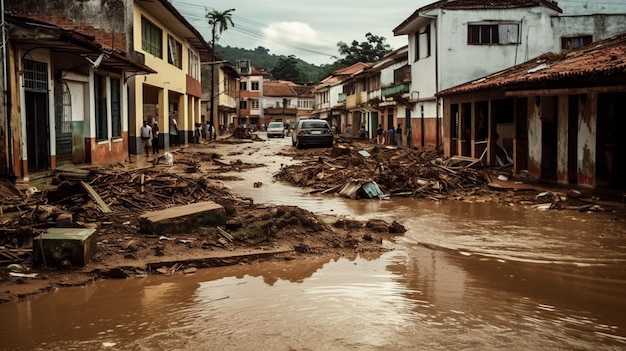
[208, 120, 216, 141]
[151, 121, 160, 155]
[376, 124, 384, 144]
[140, 120, 152, 157]
[396, 124, 403, 147]
[359, 125, 367, 139]
[387, 126, 395, 145]
[170, 118, 179, 146]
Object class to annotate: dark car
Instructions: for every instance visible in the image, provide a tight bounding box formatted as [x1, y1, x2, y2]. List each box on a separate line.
[291, 119, 334, 149]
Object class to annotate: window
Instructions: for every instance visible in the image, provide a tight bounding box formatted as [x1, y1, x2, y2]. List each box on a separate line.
[54, 81, 72, 134]
[23, 59, 48, 91]
[168, 35, 182, 68]
[251, 81, 259, 91]
[239, 100, 247, 109]
[298, 100, 313, 109]
[94, 74, 108, 141]
[414, 24, 431, 62]
[111, 78, 121, 138]
[240, 81, 247, 91]
[188, 49, 200, 79]
[251, 99, 259, 109]
[141, 17, 162, 58]
[468, 23, 519, 45]
[561, 35, 592, 50]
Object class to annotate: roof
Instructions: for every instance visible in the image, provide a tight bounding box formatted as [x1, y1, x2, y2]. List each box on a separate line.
[263, 81, 298, 97]
[394, 0, 562, 34]
[318, 62, 375, 85]
[7, 14, 156, 74]
[333, 62, 374, 76]
[438, 32, 626, 95]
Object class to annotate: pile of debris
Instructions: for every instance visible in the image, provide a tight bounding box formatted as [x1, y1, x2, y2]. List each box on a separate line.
[275, 142, 492, 200]
[227, 127, 264, 141]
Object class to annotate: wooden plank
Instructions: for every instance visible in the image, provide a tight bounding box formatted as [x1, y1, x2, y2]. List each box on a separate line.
[80, 181, 112, 213]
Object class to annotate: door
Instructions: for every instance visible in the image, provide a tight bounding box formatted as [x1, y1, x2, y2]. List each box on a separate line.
[25, 91, 50, 171]
[55, 81, 72, 164]
[23, 59, 50, 171]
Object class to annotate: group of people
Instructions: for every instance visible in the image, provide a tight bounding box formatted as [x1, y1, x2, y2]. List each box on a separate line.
[343, 123, 403, 147]
[376, 124, 403, 146]
[140, 120, 160, 157]
[140, 118, 216, 157]
[194, 120, 216, 144]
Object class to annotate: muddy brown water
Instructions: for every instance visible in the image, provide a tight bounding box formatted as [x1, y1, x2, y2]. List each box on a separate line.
[1, 136, 625, 350]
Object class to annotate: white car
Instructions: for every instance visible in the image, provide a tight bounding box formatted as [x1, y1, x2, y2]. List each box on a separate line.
[266, 121, 285, 138]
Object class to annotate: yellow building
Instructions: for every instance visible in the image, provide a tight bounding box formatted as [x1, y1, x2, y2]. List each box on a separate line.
[128, 0, 211, 152]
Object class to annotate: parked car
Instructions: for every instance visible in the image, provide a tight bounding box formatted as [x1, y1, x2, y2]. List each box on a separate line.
[291, 119, 334, 149]
[266, 121, 285, 138]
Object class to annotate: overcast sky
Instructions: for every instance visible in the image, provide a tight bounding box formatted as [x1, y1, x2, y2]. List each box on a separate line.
[170, 0, 626, 66]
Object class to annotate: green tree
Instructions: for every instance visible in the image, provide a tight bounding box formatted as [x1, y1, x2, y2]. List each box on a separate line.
[272, 55, 305, 82]
[336, 32, 392, 66]
[205, 8, 235, 127]
[206, 8, 235, 42]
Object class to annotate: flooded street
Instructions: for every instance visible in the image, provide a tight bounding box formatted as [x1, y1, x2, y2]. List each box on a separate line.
[1, 136, 625, 350]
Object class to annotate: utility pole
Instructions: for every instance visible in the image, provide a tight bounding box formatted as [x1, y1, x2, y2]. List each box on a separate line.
[209, 23, 216, 132]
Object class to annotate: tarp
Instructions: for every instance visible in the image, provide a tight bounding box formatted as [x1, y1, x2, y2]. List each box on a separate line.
[338, 179, 384, 199]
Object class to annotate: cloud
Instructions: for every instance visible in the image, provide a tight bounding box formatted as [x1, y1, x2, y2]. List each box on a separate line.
[263, 22, 319, 50]
[258, 21, 340, 64]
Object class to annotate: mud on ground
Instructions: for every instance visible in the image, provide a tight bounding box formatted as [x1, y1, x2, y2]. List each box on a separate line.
[1, 135, 623, 303]
[0, 138, 405, 304]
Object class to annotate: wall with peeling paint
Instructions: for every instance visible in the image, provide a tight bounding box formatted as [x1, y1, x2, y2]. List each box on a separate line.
[527, 97, 543, 179]
[578, 93, 597, 187]
[556, 95, 569, 183]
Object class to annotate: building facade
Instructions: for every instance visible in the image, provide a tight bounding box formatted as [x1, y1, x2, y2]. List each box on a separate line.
[5, 0, 211, 165]
[438, 33, 626, 189]
[1, 13, 154, 182]
[393, 0, 626, 150]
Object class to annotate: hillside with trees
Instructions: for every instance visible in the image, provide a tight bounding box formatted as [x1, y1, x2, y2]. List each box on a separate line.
[216, 45, 337, 84]
[215, 32, 392, 84]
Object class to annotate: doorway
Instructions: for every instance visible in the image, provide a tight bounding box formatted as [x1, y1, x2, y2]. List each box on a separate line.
[25, 91, 50, 171]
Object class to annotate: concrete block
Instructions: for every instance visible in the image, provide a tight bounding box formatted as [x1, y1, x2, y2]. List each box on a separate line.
[33, 228, 98, 267]
[139, 201, 226, 234]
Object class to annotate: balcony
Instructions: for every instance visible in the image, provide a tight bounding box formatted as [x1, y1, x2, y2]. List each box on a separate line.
[382, 83, 410, 98]
[345, 91, 367, 109]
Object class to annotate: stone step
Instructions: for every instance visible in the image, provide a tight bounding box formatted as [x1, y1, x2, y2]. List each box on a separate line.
[139, 201, 226, 234]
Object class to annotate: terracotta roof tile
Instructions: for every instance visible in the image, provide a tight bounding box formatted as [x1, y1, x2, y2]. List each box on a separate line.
[438, 32, 626, 95]
[263, 81, 298, 97]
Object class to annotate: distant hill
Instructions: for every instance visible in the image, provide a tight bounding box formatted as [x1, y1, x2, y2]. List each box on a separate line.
[216, 45, 342, 84]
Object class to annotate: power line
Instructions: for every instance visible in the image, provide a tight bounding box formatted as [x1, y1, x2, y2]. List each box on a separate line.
[171, 1, 339, 60]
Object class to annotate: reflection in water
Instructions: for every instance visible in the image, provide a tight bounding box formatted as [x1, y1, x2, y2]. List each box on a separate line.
[1, 241, 625, 350]
[1, 137, 625, 350]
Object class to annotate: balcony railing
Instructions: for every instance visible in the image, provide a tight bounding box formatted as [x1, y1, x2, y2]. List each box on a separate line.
[382, 83, 410, 98]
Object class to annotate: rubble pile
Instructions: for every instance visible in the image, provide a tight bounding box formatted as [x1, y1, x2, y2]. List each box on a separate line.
[0, 166, 239, 247]
[228, 127, 264, 141]
[275, 141, 492, 200]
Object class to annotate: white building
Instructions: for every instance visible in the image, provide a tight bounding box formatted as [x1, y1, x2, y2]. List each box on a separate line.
[392, 0, 626, 149]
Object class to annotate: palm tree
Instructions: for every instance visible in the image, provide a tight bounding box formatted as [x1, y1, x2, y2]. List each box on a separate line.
[205, 9, 235, 131]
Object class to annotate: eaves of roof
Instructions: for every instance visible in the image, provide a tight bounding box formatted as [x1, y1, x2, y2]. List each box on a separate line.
[8, 14, 156, 74]
[438, 32, 626, 96]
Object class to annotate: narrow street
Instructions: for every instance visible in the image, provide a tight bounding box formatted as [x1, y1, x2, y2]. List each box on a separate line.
[1, 134, 625, 350]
